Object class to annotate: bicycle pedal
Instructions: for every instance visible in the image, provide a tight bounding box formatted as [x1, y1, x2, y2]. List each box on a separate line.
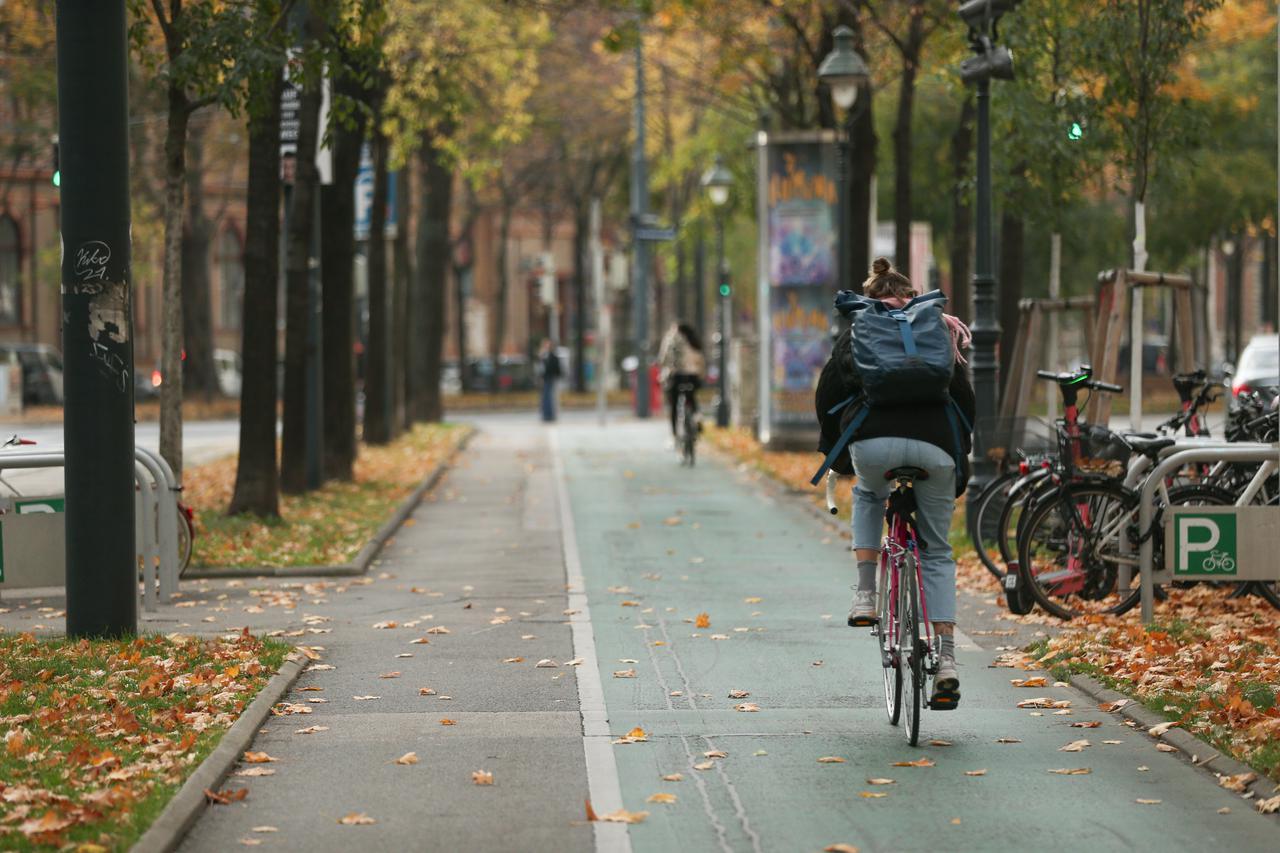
[929, 690, 961, 711]
[848, 615, 878, 628]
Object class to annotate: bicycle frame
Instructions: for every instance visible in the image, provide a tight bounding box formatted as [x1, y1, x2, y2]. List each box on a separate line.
[880, 486, 934, 667]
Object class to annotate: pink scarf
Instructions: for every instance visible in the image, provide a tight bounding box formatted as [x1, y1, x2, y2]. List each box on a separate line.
[879, 295, 972, 365]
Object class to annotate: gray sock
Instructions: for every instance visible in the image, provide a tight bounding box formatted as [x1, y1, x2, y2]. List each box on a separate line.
[939, 634, 955, 659]
[856, 560, 878, 592]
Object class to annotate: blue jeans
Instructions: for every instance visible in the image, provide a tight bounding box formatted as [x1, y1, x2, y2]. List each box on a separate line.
[540, 380, 557, 422]
[850, 437, 957, 624]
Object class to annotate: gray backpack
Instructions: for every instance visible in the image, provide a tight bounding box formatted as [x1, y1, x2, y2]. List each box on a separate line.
[810, 290, 967, 485]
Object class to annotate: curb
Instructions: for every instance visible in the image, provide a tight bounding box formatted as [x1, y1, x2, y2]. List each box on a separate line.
[185, 427, 475, 580]
[130, 653, 308, 853]
[1065, 672, 1277, 811]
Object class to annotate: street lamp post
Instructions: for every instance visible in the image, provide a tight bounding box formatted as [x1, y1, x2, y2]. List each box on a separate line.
[957, 0, 1019, 527]
[702, 155, 733, 427]
[818, 26, 870, 295]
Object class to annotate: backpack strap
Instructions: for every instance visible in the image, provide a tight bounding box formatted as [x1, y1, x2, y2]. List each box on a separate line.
[888, 310, 919, 356]
[811, 398, 868, 486]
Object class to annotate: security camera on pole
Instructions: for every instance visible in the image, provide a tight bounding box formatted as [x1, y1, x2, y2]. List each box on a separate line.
[956, 0, 1021, 529]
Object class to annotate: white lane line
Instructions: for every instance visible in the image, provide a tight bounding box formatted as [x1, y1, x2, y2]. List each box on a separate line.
[550, 428, 632, 853]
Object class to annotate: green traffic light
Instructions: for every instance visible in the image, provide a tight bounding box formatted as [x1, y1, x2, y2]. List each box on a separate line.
[52, 171, 60, 188]
[1067, 121, 1084, 141]
[718, 284, 730, 297]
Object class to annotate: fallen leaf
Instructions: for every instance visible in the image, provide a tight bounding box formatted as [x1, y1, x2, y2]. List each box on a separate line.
[825, 845, 859, 852]
[1218, 772, 1256, 792]
[965, 769, 987, 777]
[379, 671, 401, 679]
[646, 793, 677, 804]
[242, 751, 277, 764]
[233, 767, 275, 777]
[1017, 697, 1072, 709]
[440, 719, 457, 726]
[1060, 740, 1090, 753]
[693, 761, 714, 771]
[695, 612, 711, 629]
[1047, 768, 1091, 775]
[394, 752, 419, 766]
[734, 703, 760, 713]
[425, 626, 451, 634]
[928, 739, 952, 747]
[535, 659, 558, 668]
[1135, 799, 1162, 805]
[503, 657, 524, 664]
[419, 688, 436, 696]
[1010, 676, 1048, 688]
[1155, 743, 1178, 753]
[472, 770, 494, 785]
[817, 756, 847, 764]
[1217, 807, 1232, 815]
[1102, 740, 1124, 745]
[337, 812, 376, 825]
[857, 791, 887, 799]
[596, 809, 648, 824]
[710, 634, 730, 640]
[239, 840, 261, 847]
[744, 597, 763, 604]
[995, 738, 1021, 744]
[866, 778, 895, 785]
[295, 725, 329, 735]
[372, 621, 398, 629]
[663, 516, 683, 526]
[352, 695, 381, 701]
[728, 690, 750, 699]
[704, 750, 728, 758]
[661, 773, 684, 782]
[613, 669, 637, 678]
[1070, 721, 1103, 729]
[1148, 721, 1179, 737]
[1099, 699, 1130, 712]
[1255, 795, 1280, 814]
[251, 826, 279, 833]
[410, 637, 431, 645]
[891, 757, 935, 768]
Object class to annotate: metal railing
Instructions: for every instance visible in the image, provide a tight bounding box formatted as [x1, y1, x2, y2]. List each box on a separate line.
[0, 446, 182, 612]
[1137, 442, 1279, 622]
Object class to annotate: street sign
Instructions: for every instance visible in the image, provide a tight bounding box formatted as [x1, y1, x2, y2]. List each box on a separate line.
[354, 142, 374, 240]
[1164, 506, 1280, 580]
[635, 227, 676, 242]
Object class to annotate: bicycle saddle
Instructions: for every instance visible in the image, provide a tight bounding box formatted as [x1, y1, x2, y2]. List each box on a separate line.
[1123, 435, 1176, 457]
[884, 466, 930, 482]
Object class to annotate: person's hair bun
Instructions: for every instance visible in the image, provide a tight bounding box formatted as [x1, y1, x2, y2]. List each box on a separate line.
[871, 257, 893, 276]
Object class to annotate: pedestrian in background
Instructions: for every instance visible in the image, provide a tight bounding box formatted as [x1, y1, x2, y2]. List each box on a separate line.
[538, 338, 563, 422]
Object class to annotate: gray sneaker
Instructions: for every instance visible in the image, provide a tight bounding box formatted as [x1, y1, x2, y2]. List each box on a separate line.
[847, 589, 877, 627]
[931, 654, 960, 709]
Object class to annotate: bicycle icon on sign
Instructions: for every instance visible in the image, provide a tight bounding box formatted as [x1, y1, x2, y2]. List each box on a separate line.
[1201, 550, 1236, 573]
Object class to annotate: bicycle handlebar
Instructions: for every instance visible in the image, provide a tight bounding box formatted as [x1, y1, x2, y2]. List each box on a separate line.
[1035, 369, 1123, 394]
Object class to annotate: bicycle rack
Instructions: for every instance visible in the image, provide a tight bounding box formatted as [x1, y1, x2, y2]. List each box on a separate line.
[0, 447, 183, 612]
[1137, 442, 1279, 622]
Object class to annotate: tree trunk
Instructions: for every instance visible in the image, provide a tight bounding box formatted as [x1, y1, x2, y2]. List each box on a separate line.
[160, 82, 189, 478]
[364, 128, 392, 445]
[181, 130, 218, 399]
[997, 206, 1024, 387]
[229, 69, 283, 518]
[454, 240, 469, 393]
[572, 203, 588, 393]
[892, 11, 923, 271]
[319, 80, 366, 482]
[412, 133, 451, 422]
[949, 94, 975, 325]
[392, 165, 411, 433]
[491, 199, 512, 374]
[280, 74, 322, 494]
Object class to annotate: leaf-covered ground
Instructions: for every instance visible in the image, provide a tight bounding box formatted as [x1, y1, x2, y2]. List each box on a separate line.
[0, 632, 291, 851]
[185, 423, 469, 569]
[707, 426, 1280, 784]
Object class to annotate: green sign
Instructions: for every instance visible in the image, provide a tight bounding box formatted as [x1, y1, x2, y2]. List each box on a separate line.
[1172, 512, 1238, 577]
[15, 498, 64, 514]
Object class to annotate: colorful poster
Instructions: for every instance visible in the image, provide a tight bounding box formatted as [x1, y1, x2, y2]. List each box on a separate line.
[765, 138, 838, 434]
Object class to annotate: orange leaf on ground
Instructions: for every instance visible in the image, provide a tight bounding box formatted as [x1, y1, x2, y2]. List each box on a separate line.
[695, 612, 711, 629]
[337, 813, 376, 825]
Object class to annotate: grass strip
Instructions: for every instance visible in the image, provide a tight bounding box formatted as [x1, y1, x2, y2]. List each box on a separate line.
[185, 423, 467, 569]
[0, 632, 291, 851]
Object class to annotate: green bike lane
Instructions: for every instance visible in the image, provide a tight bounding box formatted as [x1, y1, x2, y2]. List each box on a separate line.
[555, 420, 1275, 853]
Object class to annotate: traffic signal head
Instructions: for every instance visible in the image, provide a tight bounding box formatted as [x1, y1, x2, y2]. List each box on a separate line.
[719, 283, 731, 297]
[959, 44, 1015, 83]
[1067, 120, 1084, 140]
[51, 137, 60, 188]
[958, 0, 1022, 31]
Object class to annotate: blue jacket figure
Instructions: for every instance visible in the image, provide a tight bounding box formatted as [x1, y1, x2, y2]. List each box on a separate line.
[538, 339, 563, 422]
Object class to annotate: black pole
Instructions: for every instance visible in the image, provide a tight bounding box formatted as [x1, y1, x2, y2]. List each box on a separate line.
[715, 214, 729, 427]
[966, 76, 999, 518]
[837, 113, 852, 293]
[56, 0, 137, 637]
[306, 193, 324, 489]
[631, 34, 652, 418]
[694, 234, 707, 345]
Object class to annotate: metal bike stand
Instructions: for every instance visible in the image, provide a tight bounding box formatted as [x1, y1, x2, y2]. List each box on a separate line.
[1137, 443, 1279, 622]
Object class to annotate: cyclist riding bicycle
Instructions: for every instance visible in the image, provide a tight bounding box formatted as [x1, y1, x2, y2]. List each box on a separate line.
[844, 258, 975, 707]
[657, 321, 706, 440]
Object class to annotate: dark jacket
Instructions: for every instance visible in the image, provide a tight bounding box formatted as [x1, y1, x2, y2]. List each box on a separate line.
[840, 361, 977, 495]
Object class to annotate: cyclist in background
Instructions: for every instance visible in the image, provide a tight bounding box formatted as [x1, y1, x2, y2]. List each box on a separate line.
[657, 321, 706, 440]
[845, 258, 975, 706]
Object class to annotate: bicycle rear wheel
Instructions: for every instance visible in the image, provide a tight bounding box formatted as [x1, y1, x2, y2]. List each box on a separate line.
[683, 404, 697, 466]
[1017, 481, 1140, 620]
[900, 552, 923, 746]
[877, 555, 901, 725]
[969, 471, 1018, 580]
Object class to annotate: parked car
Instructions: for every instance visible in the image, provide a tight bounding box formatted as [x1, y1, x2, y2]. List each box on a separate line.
[0, 343, 64, 406]
[214, 349, 242, 398]
[1230, 335, 1279, 404]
